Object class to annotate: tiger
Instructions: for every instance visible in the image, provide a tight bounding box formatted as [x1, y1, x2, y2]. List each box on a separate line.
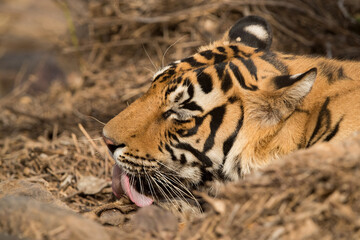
[102, 16, 360, 210]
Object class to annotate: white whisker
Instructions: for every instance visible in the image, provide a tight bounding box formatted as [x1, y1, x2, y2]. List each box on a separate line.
[144, 169, 159, 203]
[143, 45, 159, 72]
[151, 174, 178, 209]
[156, 172, 201, 212]
[87, 116, 106, 125]
[161, 36, 186, 68]
[155, 172, 192, 207]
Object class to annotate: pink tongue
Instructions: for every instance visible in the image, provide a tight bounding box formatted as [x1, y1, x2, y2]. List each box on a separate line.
[112, 164, 153, 207]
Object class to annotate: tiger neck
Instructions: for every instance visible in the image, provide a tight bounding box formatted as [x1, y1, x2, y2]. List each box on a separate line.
[239, 54, 360, 176]
[278, 54, 360, 147]
[279, 54, 360, 84]
[221, 54, 360, 180]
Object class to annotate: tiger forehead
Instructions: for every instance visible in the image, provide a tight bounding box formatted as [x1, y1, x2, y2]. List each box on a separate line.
[152, 44, 257, 83]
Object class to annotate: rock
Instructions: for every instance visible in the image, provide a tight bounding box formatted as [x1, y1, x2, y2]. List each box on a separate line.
[0, 196, 111, 240]
[76, 175, 109, 195]
[131, 205, 178, 239]
[0, 179, 68, 209]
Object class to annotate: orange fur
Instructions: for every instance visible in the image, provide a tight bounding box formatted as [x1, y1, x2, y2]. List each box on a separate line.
[103, 16, 360, 209]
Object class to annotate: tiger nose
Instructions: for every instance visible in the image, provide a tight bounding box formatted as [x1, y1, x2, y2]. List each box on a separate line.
[102, 135, 125, 154]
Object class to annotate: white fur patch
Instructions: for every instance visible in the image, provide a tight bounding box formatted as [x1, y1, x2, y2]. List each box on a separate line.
[288, 71, 316, 99]
[193, 84, 223, 110]
[114, 148, 125, 163]
[290, 78, 314, 99]
[114, 147, 157, 169]
[168, 85, 188, 103]
[290, 73, 302, 79]
[236, 37, 241, 42]
[244, 25, 268, 41]
[223, 135, 247, 180]
[153, 65, 171, 81]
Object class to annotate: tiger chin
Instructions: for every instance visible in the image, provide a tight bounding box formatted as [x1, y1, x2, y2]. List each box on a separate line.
[102, 16, 360, 213]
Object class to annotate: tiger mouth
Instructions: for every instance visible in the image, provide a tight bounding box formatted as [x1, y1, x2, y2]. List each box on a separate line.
[112, 164, 200, 208]
[112, 164, 153, 207]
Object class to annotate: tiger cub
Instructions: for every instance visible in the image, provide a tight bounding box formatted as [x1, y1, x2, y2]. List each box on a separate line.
[103, 16, 360, 209]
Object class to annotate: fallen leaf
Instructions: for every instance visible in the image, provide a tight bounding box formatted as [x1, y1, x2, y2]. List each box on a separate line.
[77, 176, 109, 195]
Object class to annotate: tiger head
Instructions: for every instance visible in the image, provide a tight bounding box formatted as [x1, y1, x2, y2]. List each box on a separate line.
[103, 16, 317, 209]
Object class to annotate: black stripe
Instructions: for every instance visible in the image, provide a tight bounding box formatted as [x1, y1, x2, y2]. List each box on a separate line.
[260, 52, 289, 74]
[196, 71, 213, 94]
[213, 53, 227, 64]
[157, 69, 176, 83]
[306, 98, 331, 147]
[336, 66, 352, 81]
[181, 101, 203, 112]
[119, 156, 156, 169]
[238, 49, 251, 58]
[168, 132, 179, 142]
[282, 55, 297, 60]
[296, 136, 307, 149]
[229, 45, 239, 56]
[153, 75, 162, 82]
[181, 79, 194, 104]
[187, 82, 194, 99]
[221, 69, 233, 93]
[338, 67, 345, 79]
[182, 56, 206, 67]
[236, 165, 242, 177]
[175, 143, 213, 167]
[203, 106, 226, 152]
[228, 96, 239, 103]
[238, 58, 258, 81]
[217, 46, 226, 53]
[167, 69, 175, 75]
[173, 76, 182, 84]
[223, 106, 244, 157]
[180, 154, 187, 164]
[273, 73, 307, 89]
[165, 144, 177, 161]
[165, 86, 177, 100]
[216, 166, 227, 181]
[215, 62, 226, 80]
[199, 50, 213, 60]
[229, 62, 258, 91]
[319, 62, 336, 84]
[174, 119, 192, 124]
[200, 166, 213, 183]
[273, 75, 299, 89]
[176, 117, 204, 137]
[324, 117, 343, 142]
[274, 68, 316, 90]
[199, 50, 227, 63]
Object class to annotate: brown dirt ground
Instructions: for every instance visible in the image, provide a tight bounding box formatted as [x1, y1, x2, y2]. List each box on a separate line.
[1, 0, 360, 239]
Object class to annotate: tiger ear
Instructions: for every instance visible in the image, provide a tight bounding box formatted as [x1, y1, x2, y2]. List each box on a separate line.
[247, 68, 317, 126]
[272, 68, 317, 91]
[227, 15, 272, 51]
